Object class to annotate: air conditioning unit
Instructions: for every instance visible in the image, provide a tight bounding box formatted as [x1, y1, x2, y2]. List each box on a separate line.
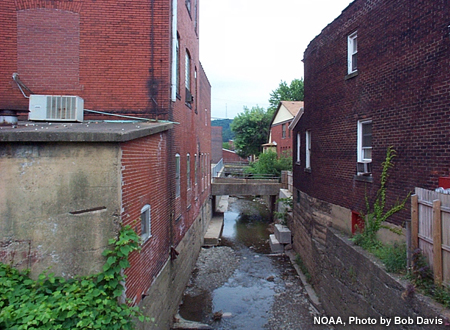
[29, 95, 84, 122]
[357, 161, 372, 175]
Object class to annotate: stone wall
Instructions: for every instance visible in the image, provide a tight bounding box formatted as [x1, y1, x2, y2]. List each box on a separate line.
[290, 191, 449, 330]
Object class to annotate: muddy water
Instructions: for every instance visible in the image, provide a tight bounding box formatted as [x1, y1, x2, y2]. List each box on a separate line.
[179, 196, 292, 329]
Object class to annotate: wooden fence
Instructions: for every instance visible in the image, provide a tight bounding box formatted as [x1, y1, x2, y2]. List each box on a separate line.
[411, 187, 450, 285]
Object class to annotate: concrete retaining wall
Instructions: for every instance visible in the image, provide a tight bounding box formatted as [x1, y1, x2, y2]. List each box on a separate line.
[290, 191, 449, 329]
[0, 142, 121, 277]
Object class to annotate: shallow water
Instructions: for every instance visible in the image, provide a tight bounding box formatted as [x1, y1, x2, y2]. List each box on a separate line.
[179, 196, 286, 329]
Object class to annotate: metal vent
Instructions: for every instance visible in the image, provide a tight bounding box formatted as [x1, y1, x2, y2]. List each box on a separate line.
[46, 96, 77, 120]
[29, 95, 84, 122]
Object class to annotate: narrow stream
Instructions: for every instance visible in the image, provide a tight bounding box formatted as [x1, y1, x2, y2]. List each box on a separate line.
[179, 196, 294, 329]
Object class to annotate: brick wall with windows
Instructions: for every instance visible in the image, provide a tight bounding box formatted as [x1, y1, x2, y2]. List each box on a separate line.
[271, 121, 293, 157]
[121, 133, 171, 306]
[294, 0, 450, 226]
[170, 0, 211, 247]
[1, 0, 172, 119]
[0, 0, 212, 315]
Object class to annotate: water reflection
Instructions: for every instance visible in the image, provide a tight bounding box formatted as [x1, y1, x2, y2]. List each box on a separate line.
[179, 196, 278, 329]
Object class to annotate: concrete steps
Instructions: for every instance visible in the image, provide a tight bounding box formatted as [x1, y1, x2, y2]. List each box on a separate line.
[269, 224, 292, 254]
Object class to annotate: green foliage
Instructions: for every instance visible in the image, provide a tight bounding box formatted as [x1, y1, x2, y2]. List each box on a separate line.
[268, 78, 304, 112]
[0, 225, 150, 329]
[245, 151, 292, 178]
[353, 146, 410, 248]
[408, 249, 450, 308]
[230, 106, 273, 158]
[274, 197, 293, 226]
[211, 118, 235, 142]
[222, 142, 231, 150]
[295, 254, 311, 283]
[372, 242, 407, 274]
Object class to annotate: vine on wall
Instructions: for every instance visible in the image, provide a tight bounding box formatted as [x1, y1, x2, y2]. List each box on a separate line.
[0, 225, 150, 329]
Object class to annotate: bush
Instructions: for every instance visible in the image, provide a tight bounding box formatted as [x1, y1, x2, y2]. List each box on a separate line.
[0, 225, 150, 329]
[245, 151, 292, 178]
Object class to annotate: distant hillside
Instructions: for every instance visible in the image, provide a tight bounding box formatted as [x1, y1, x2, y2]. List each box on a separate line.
[211, 119, 235, 142]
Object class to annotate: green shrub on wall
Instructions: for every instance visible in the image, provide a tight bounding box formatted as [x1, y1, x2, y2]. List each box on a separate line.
[0, 225, 150, 329]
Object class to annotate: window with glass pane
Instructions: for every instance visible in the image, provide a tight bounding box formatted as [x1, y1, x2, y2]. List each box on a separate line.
[348, 32, 358, 74]
[361, 122, 372, 161]
[141, 205, 151, 242]
[175, 154, 180, 197]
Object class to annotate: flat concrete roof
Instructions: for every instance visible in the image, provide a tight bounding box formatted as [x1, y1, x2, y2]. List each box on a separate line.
[0, 120, 174, 143]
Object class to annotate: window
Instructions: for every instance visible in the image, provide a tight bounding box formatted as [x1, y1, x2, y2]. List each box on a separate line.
[357, 120, 372, 176]
[296, 132, 301, 164]
[348, 32, 357, 74]
[176, 34, 180, 96]
[282, 124, 286, 138]
[305, 130, 311, 169]
[141, 204, 151, 242]
[175, 153, 180, 197]
[185, 51, 192, 104]
[187, 153, 191, 190]
[296, 189, 301, 204]
[358, 120, 372, 162]
[186, 0, 191, 14]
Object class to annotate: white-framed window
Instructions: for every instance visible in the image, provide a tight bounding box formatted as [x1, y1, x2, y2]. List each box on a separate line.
[357, 120, 372, 162]
[348, 31, 358, 74]
[282, 124, 287, 138]
[185, 51, 192, 104]
[187, 153, 191, 190]
[176, 34, 180, 96]
[175, 153, 180, 197]
[296, 132, 301, 164]
[141, 204, 151, 242]
[305, 130, 311, 169]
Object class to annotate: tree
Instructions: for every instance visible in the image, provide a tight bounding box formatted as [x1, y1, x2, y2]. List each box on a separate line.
[268, 78, 304, 113]
[245, 151, 292, 178]
[230, 106, 272, 158]
[211, 118, 235, 142]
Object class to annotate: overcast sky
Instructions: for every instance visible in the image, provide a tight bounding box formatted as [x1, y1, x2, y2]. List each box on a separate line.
[199, 0, 354, 119]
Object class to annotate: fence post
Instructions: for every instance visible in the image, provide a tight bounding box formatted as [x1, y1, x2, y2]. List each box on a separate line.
[411, 194, 419, 251]
[433, 199, 443, 284]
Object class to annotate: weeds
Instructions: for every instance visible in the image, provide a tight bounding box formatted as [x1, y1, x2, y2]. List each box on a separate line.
[295, 254, 312, 283]
[407, 249, 450, 308]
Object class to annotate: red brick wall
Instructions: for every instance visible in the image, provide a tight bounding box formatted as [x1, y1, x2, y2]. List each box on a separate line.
[1, 0, 172, 119]
[294, 0, 450, 225]
[121, 133, 170, 305]
[211, 126, 223, 163]
[271, 122, 293, 157]
[170, 0, 211, 246]
[223, 149, 247, 163]
[1, 0, 212, 307]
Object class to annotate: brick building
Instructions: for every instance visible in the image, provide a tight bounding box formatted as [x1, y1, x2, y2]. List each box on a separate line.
[291, 0, 450, 265]
[265, 101, 303, 157]
[0, 0, 211, 328]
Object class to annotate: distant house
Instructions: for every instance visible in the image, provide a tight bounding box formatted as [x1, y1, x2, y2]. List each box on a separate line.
[291, 0, 450, 248]
[223, 149, 248, 164]
[0, 1, 212, 329]
[265, 101, 303, 157]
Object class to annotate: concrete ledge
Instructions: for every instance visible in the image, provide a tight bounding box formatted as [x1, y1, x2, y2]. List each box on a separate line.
[203, 215, 224, 247]
[0, 121, 174, 142]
